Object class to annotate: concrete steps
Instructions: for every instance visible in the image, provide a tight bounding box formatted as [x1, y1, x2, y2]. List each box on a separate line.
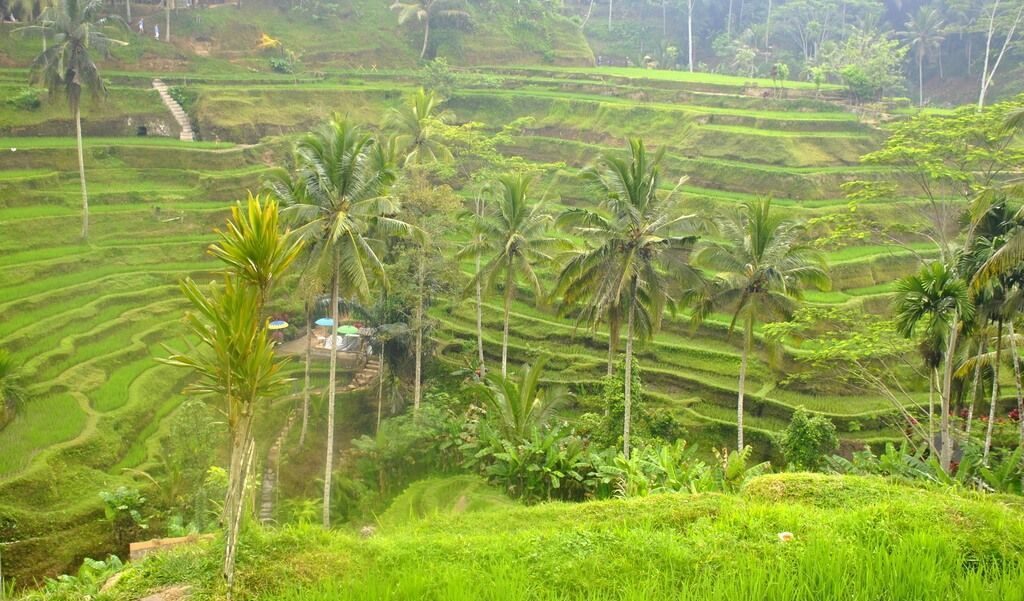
[152, 79, 195, 142]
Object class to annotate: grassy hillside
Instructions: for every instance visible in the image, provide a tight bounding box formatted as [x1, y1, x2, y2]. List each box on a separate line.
[72, 474, 1024, 600]
[0, 1, 1002, 584]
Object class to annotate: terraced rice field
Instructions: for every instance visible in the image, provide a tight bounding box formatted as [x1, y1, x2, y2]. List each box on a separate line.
[0, 61, 941, 575]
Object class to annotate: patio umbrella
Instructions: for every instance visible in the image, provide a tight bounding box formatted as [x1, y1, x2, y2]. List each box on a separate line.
[315, 318, 335, 327]
[268, 320, 289, 331]
[336, 325, 360, 335]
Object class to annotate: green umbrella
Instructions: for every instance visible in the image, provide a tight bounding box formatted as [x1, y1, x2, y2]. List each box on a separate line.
[336, 325, 360, 335]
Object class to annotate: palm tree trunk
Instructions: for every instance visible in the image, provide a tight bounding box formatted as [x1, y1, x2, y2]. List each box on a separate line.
[607, 315, 620, 377]
[984, 319, 1003, 462]
[928, 367, 935, 452]
[918, 51, 925, 106]
[165, 0, 171, 42]
[377, 344, 384, 433]
[299, 301, 312, 447]
[322, 270, 339, 529]
[737, 317, 752, 451]
[764, 0, 773, 49]
[414, 252, 424, 412]
[939, 315, 960, 472]
[608, 0, 613, 32]
[75, 105, 89, 241]
[687, 0, 694, 72]
[420, 17, 430, 59]
[623, 283, 636, 459]
[966, 336, 987, 436]
[126, 0, 132, 21]
[475, 253, 486, 378]
[501, 273, 513, 378]
[1008, 321, 1024, 449]
[727, 0, 734, 37]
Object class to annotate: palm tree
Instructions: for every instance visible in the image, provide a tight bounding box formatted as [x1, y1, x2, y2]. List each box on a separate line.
[555, 139, 702, 458]
[456, 187, 491, 378]
[265, 116, 409, 529]
[480, 358, 569, 442]
[894, 261, 974, 472]
[24, 0, 124, 241]
[390, 0, 470, 60]
[385, 87, 454, 166]
[902, 7, 945, 107]
[473, 173, 561, 379]
[695, 198, 830, 451]
[164, 194, 301, 600]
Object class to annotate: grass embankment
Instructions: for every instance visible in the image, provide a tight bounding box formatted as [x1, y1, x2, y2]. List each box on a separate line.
[100, 474, 1024, 601]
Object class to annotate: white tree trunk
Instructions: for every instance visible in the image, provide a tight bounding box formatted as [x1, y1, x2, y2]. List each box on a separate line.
[126, 0, 132, 21]
[299, 302, 312, 447]
[322, 272, 339, 529]
[966, 337, 987, 436]
[737, 318, 751, 451]
[765, 0, 773, 49]
[727, 0, 734, 37]
[608, 0, 613, 31]
[984, 320, 1003, 462]
[687, 0, 694, 72]
[1008, 322, 1024, 449]
[377, 344, 384, 433]
[165, 0, 171, 42]
[75, 106, 89, 241]
[501, 275, 512, 378]
[623, 291, 636, 459]
[939, 312, 959, 472]
[475, 254, 486, 378]
[420, 17, 430, 59]
[414, 253, 424, 412]
[223, 413, 254, 600]
[978, 1, 1024, 110]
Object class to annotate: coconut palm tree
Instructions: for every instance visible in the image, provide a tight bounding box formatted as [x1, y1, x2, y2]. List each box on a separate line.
[24, 0, 124, 241]
[902, 6, 945, 107]
[894, 261, 975, 472]
[695, 198, 830, 451]
[385, 87, 454, 166]
[472, 173, 561, 379]
[265, 116, 409, 529]
[555, 139, 702, 458]
[481, 358, 569, 442]
[164, 194, 302, 600]
[390, 0, 470, 60]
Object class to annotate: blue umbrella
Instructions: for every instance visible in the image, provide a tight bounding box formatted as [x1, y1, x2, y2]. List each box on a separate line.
[315, 318, 335, 327]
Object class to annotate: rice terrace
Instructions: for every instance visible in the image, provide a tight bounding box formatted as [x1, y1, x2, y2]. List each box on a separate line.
[1, 1, 1024, 599]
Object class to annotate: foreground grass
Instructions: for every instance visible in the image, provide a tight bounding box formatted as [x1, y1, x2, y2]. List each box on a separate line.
[98, 474, 1024, 601]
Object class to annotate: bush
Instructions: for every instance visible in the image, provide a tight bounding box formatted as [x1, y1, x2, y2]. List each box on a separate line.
[6, 88, 41, 111]
[167, 85, 197, 112]
[780, 408, 839, 471]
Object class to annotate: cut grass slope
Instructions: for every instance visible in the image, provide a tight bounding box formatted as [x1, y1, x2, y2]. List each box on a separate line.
[103, 474, 1024, 601]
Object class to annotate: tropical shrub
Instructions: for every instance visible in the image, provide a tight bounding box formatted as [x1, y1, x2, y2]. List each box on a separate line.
[5, 88, 41, 111]
[779, 408, 839, 471]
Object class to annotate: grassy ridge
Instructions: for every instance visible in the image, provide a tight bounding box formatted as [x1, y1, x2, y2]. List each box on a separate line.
[104, 474, 1024, 601]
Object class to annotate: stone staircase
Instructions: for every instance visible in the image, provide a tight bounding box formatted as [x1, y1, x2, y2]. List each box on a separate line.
[151, 79, 195, 142]
[257, 356, 382, 524]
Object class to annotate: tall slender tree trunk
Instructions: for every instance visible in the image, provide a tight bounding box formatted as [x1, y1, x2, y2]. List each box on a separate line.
[687, 1, 694, 72]
[75, 106, 89, 241]
[736, 317, 751, 451]
[377, 343, 384, 433]
[322, 271, 339, 529]
[607, 315, 620, 376]
[126, 0, 132, 21]
[414, 253, 425, 412]
[608, 0, 613, 31]
[420, 17, 430, 59]
[1008, 321, 1024, 449]
[501, 274, 513, 377]
[966, 336, 987, 436]
[928, 367, 935, 451]
[939, 315, 960, 472]
[299, 301, 312, 447]
[918, 51, 925, 107]
[662, 0, 666, 38]
[475, 253, 486, 378]
[581, 0, 595, 30]
[165, 0, 171, 42]
[984, 319, 1003, 462]
[623, 282, 636, 459]
[764, 0, 773, 49]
